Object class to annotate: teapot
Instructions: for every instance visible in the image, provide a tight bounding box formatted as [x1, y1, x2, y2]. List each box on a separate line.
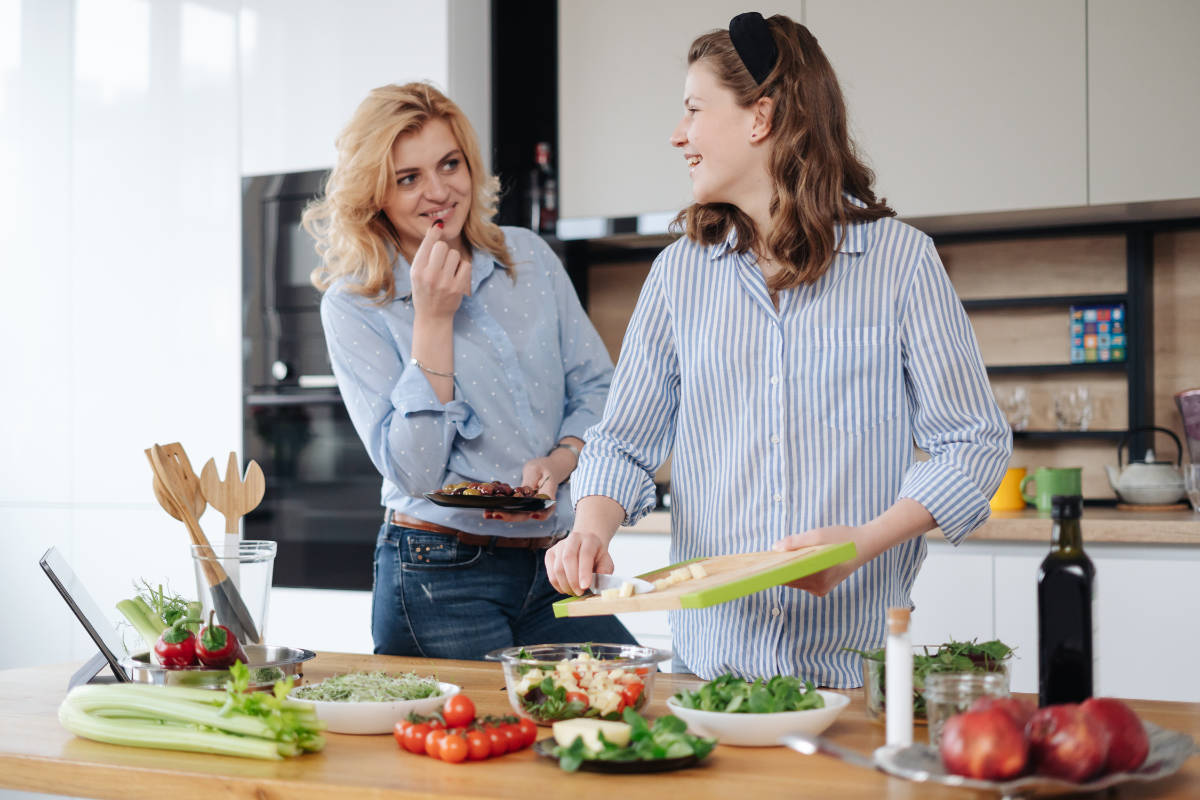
[1105, 426, 1186, 505]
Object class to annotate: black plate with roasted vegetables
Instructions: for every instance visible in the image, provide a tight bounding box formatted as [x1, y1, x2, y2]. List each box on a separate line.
[534, 708, 716, 773]
[424, 480, 554, 511]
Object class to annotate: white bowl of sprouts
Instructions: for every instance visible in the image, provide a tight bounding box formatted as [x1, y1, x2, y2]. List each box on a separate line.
[289, 671, 458, 734]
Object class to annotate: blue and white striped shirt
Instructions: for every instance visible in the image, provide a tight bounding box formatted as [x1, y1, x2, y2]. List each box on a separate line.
[321, 227, 612, 537]
[572, 213, 1012, 686]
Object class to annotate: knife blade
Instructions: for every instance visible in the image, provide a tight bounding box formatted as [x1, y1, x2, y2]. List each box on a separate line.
[586, 574, 656, 595]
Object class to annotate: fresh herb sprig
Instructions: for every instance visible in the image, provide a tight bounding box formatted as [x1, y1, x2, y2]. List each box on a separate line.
[672, 674, 825, 714]
[552, 707, 715, 772]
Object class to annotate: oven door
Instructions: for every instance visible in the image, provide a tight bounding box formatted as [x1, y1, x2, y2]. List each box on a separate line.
[243, 390, 383, 589]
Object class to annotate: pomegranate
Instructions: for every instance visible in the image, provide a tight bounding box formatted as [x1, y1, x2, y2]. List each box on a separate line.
[1026, 704, 1111, 782]
[939, 707, 1029, 781]
[1080, 697, 1150, 773]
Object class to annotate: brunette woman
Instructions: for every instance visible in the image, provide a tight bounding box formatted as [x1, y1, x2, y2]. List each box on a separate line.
[546, 14, 1011, 684]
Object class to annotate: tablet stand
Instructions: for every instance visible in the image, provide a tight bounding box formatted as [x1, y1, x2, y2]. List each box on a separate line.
[69, 652, 123, 689]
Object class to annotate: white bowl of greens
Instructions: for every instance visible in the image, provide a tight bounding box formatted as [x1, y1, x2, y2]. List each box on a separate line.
[289, 672, 457, 734]
[667, 674, 850, 747]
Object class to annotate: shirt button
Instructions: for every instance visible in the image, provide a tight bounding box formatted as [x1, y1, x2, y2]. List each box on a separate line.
[770, 375, 780, 385]
[773, 493, 783, 502]
[771, 607, 782, 617]
[770, 434, 780, 444]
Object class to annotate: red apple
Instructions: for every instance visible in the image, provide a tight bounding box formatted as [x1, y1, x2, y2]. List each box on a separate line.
[1081, 697, 1150, 773]
[1026, 704, 1111, 782]
[940, 708, 1029, 781]
[969, 695, 1035, 730]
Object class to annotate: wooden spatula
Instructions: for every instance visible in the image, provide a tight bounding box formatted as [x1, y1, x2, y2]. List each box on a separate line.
[146, 444, 261, 644]
[199, 453, 265, 586]
[147, 442, 205, 522]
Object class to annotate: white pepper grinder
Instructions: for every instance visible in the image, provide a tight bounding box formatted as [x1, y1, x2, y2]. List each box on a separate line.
[885, 607, 913, 747]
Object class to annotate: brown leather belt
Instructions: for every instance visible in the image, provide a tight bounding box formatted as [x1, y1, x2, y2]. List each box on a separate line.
[389, 511, 560, 550]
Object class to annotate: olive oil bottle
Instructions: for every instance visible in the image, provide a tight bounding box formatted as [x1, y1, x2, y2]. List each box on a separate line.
[1037, 494, 1098, 706]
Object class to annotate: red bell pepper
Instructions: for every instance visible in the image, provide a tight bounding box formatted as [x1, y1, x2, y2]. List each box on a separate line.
[195, 610, 248, 667]
[154, 621, 197, 667]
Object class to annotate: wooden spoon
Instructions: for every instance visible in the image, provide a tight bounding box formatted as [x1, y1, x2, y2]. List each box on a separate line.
[199, 453, 266, 588]
[146, 443, 260, 643]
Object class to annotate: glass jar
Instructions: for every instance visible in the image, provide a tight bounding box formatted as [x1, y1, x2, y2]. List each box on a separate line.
[924, 671, 1010, 748]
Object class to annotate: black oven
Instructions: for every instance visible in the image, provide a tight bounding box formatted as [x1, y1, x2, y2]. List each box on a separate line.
[242, 170, 384, 590]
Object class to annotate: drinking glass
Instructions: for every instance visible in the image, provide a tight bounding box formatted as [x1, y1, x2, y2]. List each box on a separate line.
[997, 386, 1031, 432]
[924, 671, 1010, 748]
[1185, 464, 1200, 513]
[191, 540, 276, 644]
[1054, 386, 1092, 431]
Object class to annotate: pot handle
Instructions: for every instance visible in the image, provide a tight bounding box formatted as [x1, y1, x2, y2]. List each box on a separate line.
[1117, 426, 1183, 467]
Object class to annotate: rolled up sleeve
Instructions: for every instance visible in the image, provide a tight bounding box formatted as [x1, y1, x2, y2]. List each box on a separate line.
[897, 241, 1013, 544]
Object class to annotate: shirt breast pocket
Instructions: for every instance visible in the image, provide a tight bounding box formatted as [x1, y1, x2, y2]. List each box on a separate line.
[802, 326, 901, 434]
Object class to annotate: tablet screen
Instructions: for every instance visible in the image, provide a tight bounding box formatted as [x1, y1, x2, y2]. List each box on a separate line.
[39, 546, 130, 681]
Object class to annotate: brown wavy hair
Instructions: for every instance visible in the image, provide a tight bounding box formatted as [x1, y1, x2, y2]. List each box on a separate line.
[675, 15, 895, 290]
[303, 82, 514, 302]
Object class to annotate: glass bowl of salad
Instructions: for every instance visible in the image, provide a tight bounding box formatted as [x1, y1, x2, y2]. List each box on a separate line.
[487, 643, 670, 726]
[856, 639, 1013, 724]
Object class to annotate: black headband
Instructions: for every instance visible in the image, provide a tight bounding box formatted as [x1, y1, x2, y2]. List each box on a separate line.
[729, 12, 778, 84]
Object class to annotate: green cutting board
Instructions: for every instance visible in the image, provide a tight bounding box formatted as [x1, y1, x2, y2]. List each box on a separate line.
[552, 541, 857, 617]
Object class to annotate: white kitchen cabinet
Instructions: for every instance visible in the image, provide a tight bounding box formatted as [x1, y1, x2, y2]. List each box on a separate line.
[996, 543, 1200, 703]
[558, 0, 783, 220]
[1088, 0, 1200, 205]
[240, 0, 490, 177]
[908, 541, 995, 647]
[806, 0, 1087, 218]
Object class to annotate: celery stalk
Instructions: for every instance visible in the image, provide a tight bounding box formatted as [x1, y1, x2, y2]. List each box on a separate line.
[58, 702, 284, 760]
[184, 601, 203, 636]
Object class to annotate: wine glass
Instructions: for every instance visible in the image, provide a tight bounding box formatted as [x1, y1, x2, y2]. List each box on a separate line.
[1185, 464, 1200, 513]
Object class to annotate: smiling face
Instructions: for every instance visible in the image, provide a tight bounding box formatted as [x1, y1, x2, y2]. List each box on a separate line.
[669, 62, 765, 208]
[383, 117, 473, 262]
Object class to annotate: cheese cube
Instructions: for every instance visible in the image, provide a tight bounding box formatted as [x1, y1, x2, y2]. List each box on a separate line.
[671, 567, 692, 582]
[600, 587, 621, 600]
[618, 581, 635, 598]
[552, 719, 633, 752]
[688, 562, 709, 579]
[654, 578, 672, 591]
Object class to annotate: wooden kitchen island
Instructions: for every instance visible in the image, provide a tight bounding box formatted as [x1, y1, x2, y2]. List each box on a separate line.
[2, 652, 1198, 799]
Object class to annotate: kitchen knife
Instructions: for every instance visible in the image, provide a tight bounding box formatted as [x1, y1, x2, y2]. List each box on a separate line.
[586, 574, 656, 595]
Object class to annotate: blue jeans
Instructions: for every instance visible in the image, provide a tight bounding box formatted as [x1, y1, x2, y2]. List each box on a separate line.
[372, 523, 637, 659]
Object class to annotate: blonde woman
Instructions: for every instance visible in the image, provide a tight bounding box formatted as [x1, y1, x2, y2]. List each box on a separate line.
[304, 82, 635, 658]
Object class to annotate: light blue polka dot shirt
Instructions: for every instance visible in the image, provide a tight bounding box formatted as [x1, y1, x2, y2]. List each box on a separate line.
[320, 226, 612, 537]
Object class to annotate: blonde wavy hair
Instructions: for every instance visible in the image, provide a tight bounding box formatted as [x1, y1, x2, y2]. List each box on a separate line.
[303, 82, 513, 302]
[675, 15, 895, 290]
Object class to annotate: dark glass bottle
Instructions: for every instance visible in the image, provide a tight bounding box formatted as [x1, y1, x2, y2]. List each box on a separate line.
[1037, 494, 1098, 706]
[529, 142, 557, 234]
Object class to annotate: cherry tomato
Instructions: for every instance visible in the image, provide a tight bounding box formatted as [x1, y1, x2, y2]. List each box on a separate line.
[425, 728, 447, 757]
[499, 723, 521, 751]
[465, 729, 491, 761]
[565, 691, 589, 708]
[486, 726, 508, 757]
[620, 681, 644, 707]
[439, 732, 468, 763]
[516, 718, 538, 748]
[635, 667, 650, 676]
[426, 717, 446, 731]
[393, 721, 410, 747]
[443, 694, 476, 728]
[404, 723, 430, 754]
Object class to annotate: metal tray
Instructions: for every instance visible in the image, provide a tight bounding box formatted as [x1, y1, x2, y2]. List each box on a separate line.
[122, 645, 316, 690]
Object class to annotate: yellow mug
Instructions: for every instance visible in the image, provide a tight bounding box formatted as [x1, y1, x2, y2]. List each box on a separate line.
[990, 467, 1028, 511]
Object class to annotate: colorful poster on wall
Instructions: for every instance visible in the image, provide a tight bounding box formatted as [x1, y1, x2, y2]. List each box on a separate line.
[1069, 303, 1126, 363]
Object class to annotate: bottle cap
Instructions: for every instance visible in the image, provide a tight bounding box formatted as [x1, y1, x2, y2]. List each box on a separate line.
[1050, 494, 1083, 519]
[886, 607, 910, 634]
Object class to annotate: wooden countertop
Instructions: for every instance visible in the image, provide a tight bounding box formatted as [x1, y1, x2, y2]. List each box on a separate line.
[628, 509, 1200, 544]
[2, 652, 1198, 799]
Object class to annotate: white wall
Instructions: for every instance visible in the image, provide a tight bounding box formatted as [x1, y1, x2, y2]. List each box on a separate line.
[0, 0, 485, 684]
